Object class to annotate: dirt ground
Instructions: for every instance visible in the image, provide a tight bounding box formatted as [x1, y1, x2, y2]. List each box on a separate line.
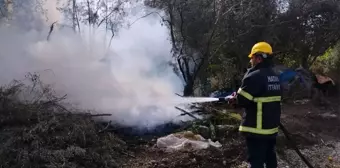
[3, 75, 339, 168]
[121, 98, 340, 168]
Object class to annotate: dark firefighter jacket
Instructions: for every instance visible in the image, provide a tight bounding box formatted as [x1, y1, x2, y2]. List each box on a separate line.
[236, 62, 282, 138]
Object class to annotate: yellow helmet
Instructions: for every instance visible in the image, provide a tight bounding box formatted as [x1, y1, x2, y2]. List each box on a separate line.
[248, 42, 273, 58]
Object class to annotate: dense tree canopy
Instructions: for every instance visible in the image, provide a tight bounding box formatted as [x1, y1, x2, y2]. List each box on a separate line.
[2, 0, 340, 96]
[145, 0, 340, 96]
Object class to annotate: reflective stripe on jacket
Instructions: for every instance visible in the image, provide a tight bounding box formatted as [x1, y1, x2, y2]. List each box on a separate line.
[236, 62, 282, 137]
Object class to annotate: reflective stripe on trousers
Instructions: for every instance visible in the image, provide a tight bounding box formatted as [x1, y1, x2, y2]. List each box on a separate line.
[237, 88, 281, 135]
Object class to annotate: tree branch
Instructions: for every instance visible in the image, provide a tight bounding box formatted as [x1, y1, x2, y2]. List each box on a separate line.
[47, 21, 58, 41]
[129, 11, 163, 27]
[177, 58, 187, 82]
[168, 4, 178, 51]
[86, 0, 91, 25]
[97, 1, 123, 27]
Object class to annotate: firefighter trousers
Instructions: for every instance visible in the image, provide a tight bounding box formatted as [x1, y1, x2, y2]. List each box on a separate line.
[246, 137, 277, 168]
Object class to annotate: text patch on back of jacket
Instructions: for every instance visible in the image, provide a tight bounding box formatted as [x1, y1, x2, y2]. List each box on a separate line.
[267, 76, 280, 91]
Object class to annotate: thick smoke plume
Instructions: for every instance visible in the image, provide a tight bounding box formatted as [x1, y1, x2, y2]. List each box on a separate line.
[0, 0, 189, 129]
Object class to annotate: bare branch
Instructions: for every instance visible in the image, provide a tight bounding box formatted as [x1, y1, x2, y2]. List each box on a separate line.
[98, 120, 112, 133]
[97, 1, 123, 27]
[91, 113, 112, 117]
[87, 0, 91, 25]
[129, 11, 163, 27]
[175, 106, 199, 120]
[47, 21, 58, 41]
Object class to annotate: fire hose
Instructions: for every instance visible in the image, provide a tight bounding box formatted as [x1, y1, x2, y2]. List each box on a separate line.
[279, 122, 314, 168]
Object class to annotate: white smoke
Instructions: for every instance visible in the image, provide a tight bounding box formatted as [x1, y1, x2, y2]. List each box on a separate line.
[42, 0, 63, 24]
[0, 0, 189, 128]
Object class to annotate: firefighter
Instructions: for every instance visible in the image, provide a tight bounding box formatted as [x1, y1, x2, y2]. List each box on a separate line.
[224, 42, 282, 168]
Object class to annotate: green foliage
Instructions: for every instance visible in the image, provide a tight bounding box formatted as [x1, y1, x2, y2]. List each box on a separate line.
[277, 55, 300, 69]
[312, 43, 340, 79]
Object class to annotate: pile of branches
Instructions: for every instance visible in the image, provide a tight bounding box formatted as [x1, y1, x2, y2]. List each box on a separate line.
[175, 102, 242, 140]
[0, 73, 129, 168]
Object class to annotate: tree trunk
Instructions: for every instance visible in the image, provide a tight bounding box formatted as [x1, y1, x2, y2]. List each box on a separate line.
[183, 81, 194, 96]
[72, 0, 76, 32]
[300, 49, 310, 69]
[301, 57, 309, 69]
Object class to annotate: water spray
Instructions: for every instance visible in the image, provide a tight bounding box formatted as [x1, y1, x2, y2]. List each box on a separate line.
[177, 97, 220, 104]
